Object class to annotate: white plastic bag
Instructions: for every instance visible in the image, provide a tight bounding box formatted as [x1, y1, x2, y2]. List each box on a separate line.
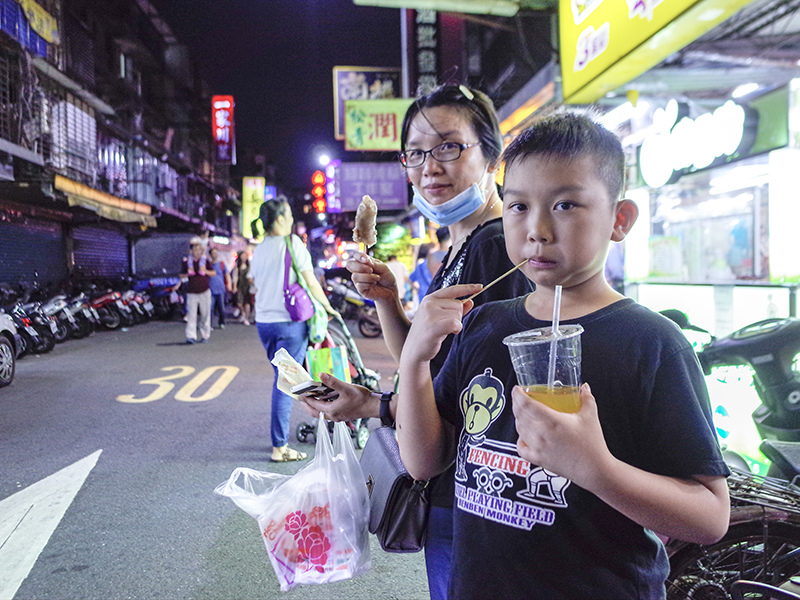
[214, 417, 371, 591]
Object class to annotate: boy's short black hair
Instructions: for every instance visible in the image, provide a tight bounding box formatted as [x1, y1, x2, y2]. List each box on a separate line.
[502, 109, 626, 201]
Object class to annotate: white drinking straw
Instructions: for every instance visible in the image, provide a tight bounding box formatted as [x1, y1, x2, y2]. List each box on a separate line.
[547, 285, 563, 390]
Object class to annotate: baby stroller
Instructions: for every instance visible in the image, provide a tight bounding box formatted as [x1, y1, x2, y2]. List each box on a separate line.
[295, 315, 382, 449]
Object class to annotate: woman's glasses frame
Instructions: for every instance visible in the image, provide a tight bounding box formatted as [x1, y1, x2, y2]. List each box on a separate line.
[398, 142, 481, 168]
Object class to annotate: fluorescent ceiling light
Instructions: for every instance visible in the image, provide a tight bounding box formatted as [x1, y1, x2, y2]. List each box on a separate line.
[732, 82, 759, 98]
[353, 0, 519, 17]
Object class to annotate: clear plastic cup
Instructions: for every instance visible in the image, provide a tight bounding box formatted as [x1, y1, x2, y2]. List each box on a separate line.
[503, 324, 584, 413]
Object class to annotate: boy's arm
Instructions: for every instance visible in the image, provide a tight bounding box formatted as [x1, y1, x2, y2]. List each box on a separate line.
[396, 283, 481, 481]
[512, 384, 730, 545]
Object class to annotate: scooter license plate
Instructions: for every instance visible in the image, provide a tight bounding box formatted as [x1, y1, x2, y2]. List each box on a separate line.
[91, 308, 99, 319]
[25, 325, 38, 337]
[48, 320, 57, 333]
[116, 300, 125, 309]
[144, 301, 153, 311]
[82, 308, 91, 318]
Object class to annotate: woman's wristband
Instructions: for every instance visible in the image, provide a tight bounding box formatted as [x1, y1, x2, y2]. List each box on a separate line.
[379, 391, 395, 427]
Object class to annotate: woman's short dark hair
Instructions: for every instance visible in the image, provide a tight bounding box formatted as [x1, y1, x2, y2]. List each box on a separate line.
[401, 84, 503, 165]
[501, 109, 626, 202]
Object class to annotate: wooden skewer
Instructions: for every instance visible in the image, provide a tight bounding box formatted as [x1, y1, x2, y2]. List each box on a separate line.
[461, 259, 528, 303]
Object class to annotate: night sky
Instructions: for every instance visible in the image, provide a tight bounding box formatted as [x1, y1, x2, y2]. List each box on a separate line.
[150, 0, 403, 189]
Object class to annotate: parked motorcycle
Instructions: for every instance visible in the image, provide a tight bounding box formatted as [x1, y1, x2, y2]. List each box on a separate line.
[661, 312, 800, 597]
[133, 277, 182, 320]
[325, 278, 382, 338]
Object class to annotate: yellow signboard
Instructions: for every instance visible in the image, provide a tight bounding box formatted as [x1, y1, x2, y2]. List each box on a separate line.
[344, 98, 414, 151]
[560, 0, 756, 104]
[17, 0, 59, 44]
[242, 177, 265, 241]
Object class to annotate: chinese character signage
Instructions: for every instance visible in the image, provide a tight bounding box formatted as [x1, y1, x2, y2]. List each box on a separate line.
[326, 160, 342, 213]
[414, 10, 438, 94]
[333, 66, 402, 140]
[344, 98, 414, 152]
[212, 95, 236, 164]
[242, 177, 265, 240]
[338, 162, 408, 212]
[559, 0, 757, 104]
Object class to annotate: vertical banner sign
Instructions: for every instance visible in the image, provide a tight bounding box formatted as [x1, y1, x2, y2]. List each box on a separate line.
[414, 10, 438, 94]
[212, 95, 236, 164]
[333, 67, 402, 140]
[344, 98, 414, 151]
[242, 177, 265, 240]
[325, 160, 342, 214]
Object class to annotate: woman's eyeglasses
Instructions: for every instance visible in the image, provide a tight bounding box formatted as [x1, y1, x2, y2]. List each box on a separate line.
[398, 142, 481, 168]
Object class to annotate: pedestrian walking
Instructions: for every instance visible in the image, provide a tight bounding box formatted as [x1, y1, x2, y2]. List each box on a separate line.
[208, 247, 230, 328]
[249, 198, 338, 462]
[179, 236, 216, 344]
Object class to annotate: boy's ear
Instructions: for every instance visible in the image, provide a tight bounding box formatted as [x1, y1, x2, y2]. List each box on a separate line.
[611, 199, 639, 242]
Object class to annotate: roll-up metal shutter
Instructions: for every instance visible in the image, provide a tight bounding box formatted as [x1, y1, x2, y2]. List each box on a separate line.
[0, 219, 67, 286]
[72, 225, 129, 278]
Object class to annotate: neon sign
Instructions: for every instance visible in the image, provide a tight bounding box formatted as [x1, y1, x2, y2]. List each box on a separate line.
[639, 99, 753, 188]
[211, 95, 236, 165]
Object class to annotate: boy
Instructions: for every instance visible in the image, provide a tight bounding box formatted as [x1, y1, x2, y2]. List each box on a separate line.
[396, 111, 730, 599]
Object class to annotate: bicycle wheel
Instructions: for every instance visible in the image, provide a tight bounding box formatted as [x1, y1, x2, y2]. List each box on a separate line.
[667, 520, 800, 599]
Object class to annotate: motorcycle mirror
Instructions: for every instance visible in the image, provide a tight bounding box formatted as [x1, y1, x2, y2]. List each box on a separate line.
[660, 309, 712, 336]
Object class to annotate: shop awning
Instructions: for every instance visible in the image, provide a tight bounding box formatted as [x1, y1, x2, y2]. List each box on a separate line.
[55, 175, 157, 227]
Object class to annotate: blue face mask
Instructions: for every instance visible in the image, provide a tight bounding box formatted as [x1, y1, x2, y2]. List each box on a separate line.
[412, 182, 486, 227]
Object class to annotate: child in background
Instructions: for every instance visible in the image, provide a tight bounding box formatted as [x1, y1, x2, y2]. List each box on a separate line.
[395, 110, 730, 599]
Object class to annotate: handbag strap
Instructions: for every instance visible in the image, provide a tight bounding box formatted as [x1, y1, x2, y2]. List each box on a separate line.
[285, 235, 310, 293]
[283, 245, 292, 292]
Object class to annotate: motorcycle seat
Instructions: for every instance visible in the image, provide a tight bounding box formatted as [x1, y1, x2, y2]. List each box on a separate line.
[759, 439, 800, 480]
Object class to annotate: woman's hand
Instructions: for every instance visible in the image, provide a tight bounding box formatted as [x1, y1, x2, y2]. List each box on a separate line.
[403, 284, 480, 365]
[346, 252, 400, 304]
[298, 373, 379, 421]
[511, 383, 612, 489]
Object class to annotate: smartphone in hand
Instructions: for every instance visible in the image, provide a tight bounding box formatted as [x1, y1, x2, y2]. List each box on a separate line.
[290, 380, 338, 400]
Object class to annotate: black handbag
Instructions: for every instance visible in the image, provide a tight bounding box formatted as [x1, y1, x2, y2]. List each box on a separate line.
[359, 426, 430, 553]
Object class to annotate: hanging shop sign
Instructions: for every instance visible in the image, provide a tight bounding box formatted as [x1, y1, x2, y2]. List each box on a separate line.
[211, 95, 236, 164]
[559, 0, 757, 104]
[639, 99, 757, 188]
[325, 160, 342, 214]
[241, 177, 266, 240]
[413, 9, 439, 95]
[333, 67, 402, 141]
[344, 98, 414, 151]
[338, 162, 408, 212]
[17, 0, 59, 44]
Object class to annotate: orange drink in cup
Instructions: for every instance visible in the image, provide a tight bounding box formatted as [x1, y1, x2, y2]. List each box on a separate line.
[522, 385, 581, 413]
[503, 324, 584, 414]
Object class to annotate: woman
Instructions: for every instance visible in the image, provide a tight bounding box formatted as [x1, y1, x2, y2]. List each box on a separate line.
[232, 253, 252, 326]
[249, 198, 338, 462]
[302, 84, 533, 598]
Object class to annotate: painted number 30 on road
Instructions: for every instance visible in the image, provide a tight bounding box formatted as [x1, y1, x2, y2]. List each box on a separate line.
[116, 365, 240, 403]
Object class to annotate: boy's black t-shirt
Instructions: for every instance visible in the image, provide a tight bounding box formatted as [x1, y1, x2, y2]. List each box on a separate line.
[434, 296, 729, 600]
[425, 217, 534, 508]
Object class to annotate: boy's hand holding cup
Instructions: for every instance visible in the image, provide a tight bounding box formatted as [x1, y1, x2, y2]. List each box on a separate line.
[506, 325, 611, 486]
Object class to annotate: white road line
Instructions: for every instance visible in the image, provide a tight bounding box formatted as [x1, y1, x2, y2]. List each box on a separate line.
[0, 450, 102, 600]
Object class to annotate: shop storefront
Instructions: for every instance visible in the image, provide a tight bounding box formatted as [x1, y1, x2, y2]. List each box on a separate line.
[556, 0, 800, 472]
[621, 84, 800, 337]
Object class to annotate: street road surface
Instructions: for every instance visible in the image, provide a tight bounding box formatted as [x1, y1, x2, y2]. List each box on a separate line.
[0, 318, 428, 600]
